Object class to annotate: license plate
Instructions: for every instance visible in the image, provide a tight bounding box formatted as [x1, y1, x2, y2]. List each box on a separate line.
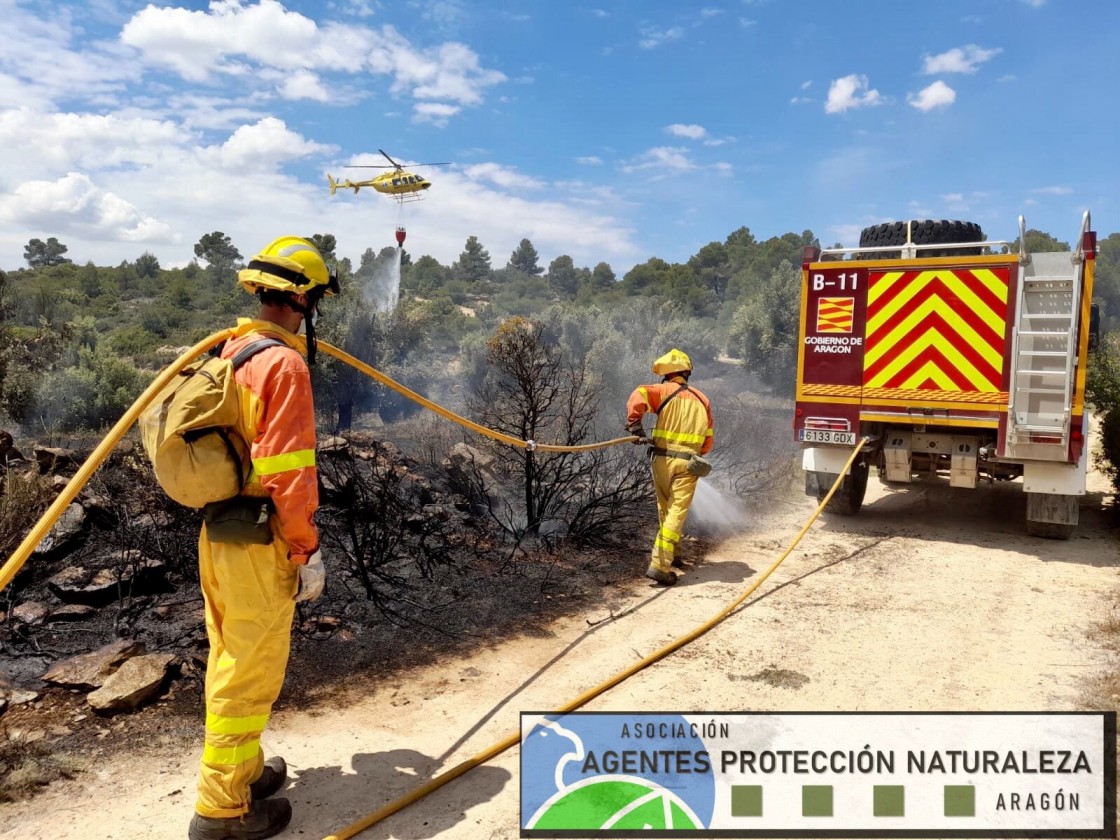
[799, 429, 856, 445]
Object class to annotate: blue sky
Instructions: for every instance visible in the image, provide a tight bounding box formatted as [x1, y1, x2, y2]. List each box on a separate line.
[2, 0, 1117, 276]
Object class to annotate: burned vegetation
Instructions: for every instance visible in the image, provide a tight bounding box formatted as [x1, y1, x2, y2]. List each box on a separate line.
[0, 423, 661, 794]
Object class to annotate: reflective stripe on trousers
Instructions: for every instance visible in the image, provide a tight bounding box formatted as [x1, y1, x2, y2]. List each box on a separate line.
[650, 454, 699, 573]
[196, 526, 298, 818]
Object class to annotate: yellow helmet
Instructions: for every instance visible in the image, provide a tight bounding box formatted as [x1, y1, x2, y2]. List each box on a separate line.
[652, 348, 692, 376]
[238, 236, 339, 297]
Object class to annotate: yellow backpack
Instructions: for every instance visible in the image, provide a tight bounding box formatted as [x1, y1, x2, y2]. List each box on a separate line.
[139, 338, 284, 508]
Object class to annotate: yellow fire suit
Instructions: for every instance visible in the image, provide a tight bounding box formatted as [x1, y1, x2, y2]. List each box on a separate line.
[626, 376, 714, 574]
[196, 319, 320, 819]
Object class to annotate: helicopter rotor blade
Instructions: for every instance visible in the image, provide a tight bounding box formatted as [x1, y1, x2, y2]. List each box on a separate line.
[378, 148, 401, 169]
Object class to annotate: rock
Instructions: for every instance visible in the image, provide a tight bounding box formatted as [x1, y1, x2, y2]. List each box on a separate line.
[50, 725, 71, 737]
[318, 436, 350, 454]
[10, 601, 49, 625]
[34, 446, 84, 474]
[87, 653, 176, 715]
[423, 504, 452, 523]
[0, 430, 24, 465]
[47, 553, 168, 606]
[79, 494, 118, 529]
[31, 503, 87, 558]
[44, 604, 97, 623]
[41, 638, 147, 689]
[5, 689, 39, 706]
[49, 475, 70, 492]
[443, 443, 500, 501]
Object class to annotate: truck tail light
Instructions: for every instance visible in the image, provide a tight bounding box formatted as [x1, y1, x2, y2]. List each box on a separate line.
[804, 416, 851, 432]
[1029, 434, 1062, 445]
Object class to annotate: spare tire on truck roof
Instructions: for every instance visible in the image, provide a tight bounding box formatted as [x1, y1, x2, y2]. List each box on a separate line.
[858, 219, 984, 259]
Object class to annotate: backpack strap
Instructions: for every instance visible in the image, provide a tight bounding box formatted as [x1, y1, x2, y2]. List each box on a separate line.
[654, 383, 689, 415]
[230, 337, 286, 370]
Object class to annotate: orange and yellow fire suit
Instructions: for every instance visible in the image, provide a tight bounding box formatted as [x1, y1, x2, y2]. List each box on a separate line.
[196, 318, 319, 819]
[626, 376, 714, 574]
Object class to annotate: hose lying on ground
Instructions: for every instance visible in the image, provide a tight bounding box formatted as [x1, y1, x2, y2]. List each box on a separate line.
[322, 439, 869, 840]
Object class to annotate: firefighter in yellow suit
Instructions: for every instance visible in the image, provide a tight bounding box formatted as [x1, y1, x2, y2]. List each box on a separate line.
[625, 349, 714, 586]
[190, 237, 339, 840]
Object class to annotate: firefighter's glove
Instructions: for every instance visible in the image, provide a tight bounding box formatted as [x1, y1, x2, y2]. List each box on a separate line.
[295, 549, 325, 603]
[626, 423, 645, 443]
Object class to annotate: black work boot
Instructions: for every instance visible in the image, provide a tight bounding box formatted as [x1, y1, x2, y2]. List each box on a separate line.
[671, 558, 685, 569]
[249, 756, 287, 800]
[188, 798, 292, 840]
[645, 566, 678, 586]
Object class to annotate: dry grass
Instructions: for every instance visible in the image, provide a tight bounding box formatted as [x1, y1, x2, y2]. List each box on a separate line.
[0, 468, 54, 561]
[0, 737, 83, 803]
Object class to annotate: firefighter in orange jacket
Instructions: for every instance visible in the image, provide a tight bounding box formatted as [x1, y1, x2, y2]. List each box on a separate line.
[189, 237, 339, 840]
[625, 349, 714, 586]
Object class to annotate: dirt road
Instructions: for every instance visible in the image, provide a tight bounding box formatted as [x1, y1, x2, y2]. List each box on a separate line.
[2, 458, 1117, 839]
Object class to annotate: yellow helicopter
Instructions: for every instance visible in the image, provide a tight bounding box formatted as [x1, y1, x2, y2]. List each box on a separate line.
[327, 149, 449, 203]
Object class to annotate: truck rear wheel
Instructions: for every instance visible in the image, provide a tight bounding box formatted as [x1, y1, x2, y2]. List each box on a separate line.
[817, 461, 869, 515]
[858, 219, 985, 258]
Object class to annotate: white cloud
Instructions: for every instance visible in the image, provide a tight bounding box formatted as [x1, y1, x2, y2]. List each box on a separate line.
[120, 3, 506, 121]
[462, 162, 546, 190]
[790, 96, 813, 105]
[700, 8, 724, 18]
[576, 156, 603, 165]
[0, 108, 185, 171]
[1033, 185, 1072, 195]
[908, 81, 956, 111]
[638, 26, 684, 49]
[825, 75, 883, 114]
[412, 101, 461, 126]
[621, 146, 696, 174]
[1021, 0, 1046, 6]
[666, 123, 707, 140]
[0, 172, 175, 244]
[800, 80, 812, 90]
[739, 18, 757, 28]
[921, 45, 1002, 75]
[619, 147, 731, 179]
[279, 69, 331, 102]
[212, 117, 331, 170]
[0, 4, 137, 109]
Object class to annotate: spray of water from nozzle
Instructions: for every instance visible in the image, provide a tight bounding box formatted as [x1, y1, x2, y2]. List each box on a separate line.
[689, 480, 749, 539]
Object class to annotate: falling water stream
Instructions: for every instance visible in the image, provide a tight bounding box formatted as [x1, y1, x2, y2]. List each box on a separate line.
[366, 247, 403, 312]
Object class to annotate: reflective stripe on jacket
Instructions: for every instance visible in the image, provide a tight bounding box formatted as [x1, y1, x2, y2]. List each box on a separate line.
[222, 318, 319, 560]
[626, 377, 714, 456]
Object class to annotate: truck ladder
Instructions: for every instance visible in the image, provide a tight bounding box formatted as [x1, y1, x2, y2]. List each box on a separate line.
[1006, 252, 1081, 448]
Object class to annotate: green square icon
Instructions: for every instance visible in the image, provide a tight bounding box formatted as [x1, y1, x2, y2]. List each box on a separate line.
[873, 785, 905, 817]
[802, 785, 833, 817]
[731, 785, 763, 817]
[944, 785, 975, 817]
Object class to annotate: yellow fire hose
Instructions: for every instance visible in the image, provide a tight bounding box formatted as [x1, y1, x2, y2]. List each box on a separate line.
[322, 438, 868, 840]
[0, 329, 637, 595]
[0, 325, 866, 839]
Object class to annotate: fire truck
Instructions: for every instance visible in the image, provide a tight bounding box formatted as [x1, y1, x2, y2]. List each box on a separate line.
[794, 213, 1099, 538]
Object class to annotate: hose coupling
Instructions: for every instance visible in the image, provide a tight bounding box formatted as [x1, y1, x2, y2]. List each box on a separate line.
[525, 439, 537, 452]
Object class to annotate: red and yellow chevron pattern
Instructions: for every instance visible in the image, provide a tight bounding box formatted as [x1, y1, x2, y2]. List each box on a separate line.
[816, 297, 854, 333]
[864, 268, 1010, 392]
